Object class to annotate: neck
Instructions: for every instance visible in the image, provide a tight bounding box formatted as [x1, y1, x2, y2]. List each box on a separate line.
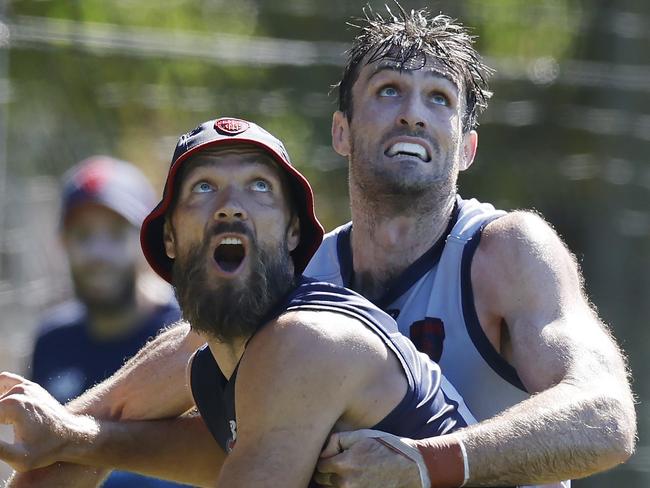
[349, 185, 456, 302]
[87, 301, 142, 341]
[206, 336, 249, 379]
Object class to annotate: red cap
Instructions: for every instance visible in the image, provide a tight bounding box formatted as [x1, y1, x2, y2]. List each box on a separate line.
[61, 156, 156, 228]
[140, 117, 324, 283]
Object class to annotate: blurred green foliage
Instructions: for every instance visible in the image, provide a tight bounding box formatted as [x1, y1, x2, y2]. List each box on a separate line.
[465, 0, 582, 59]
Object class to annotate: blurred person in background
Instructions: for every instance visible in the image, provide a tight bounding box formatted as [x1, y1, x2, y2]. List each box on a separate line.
[29, 156, 185, 488]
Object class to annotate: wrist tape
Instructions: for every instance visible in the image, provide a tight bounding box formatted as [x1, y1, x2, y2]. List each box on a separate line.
[370, 432, 431, 488]
[414, 436, 468, 488]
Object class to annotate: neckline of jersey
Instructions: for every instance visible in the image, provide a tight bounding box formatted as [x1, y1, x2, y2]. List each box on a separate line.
[337, 198, 461, 310]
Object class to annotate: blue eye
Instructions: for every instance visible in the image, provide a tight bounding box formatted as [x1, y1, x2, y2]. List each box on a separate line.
[379, 86, 398, 97]
[251, 180, 271, 192]
[431, 93, 449, 106]
[192, 181, 214, 193]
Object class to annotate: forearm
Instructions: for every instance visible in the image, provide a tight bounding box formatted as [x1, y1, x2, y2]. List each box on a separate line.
[68, 321, 203, 420]
[450, 380, 636, 486]
[5, 322, 206, 487]
[3, 411, 222, 488]
[60, 414, 223, 487]
[5, 464, 108, 488]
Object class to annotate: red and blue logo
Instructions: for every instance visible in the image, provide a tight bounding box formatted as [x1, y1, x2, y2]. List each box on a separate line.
[409, 317, 445, 362]
[215, 118, 249, 136]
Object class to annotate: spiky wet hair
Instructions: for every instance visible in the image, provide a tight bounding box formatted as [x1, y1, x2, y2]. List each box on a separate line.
[337, 3, 493, 131]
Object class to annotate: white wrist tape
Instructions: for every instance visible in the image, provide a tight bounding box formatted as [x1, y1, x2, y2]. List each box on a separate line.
[458, 438, 469, 487]
[368, 431, 431, 488]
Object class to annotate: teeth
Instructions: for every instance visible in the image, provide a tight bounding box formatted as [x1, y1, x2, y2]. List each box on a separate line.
[220, 237, 243, 245]
[386, 142, 428, 161]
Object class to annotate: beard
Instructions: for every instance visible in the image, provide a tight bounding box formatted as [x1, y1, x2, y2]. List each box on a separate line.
[171, 226, 296, 344]
[70, 265, 137, 316]
[349, 135, 459, 216]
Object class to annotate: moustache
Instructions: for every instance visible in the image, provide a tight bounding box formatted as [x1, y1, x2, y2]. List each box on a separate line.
[202, 221, 255, 246]
[381, 128, 436, 146]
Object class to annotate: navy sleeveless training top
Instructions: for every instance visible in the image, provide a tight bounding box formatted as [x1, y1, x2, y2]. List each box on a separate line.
[190, 278, 472, 455]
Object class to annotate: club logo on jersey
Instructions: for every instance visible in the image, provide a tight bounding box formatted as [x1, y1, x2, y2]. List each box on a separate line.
[215, 118, 249, 136]
[226, 419, 238, 452]
[409, 317, 445, 362]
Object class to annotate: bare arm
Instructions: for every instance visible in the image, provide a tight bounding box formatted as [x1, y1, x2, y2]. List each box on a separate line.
[4, 321, 210, 487]
[68, 320, 202, 420]
[4, 464, 107, 488]
[0, 373, 223, 487]
[317, 212, 636, 487]
[217, 311, 389, 487]
[62, 415, 224, 486]
[450, 211, 636, 484]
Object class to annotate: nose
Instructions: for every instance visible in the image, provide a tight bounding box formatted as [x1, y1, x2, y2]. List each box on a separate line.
[213, 188, 248, 222]
[70, 230, 126, 265]
[398, 94, 427, 129]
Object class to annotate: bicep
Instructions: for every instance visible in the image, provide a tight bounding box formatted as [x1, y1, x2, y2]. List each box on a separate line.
[477, 213, 627, 393]
[217, 315, 366, 487]
[218, 428, 326, 488]
[218, 389, 341, 488]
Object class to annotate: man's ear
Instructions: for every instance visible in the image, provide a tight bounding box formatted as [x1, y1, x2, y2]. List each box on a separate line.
[460, 130, 478, 171]
[163, 220, 176, 259]
[331, 111, 351, 157]
[286, 215, 300, 253]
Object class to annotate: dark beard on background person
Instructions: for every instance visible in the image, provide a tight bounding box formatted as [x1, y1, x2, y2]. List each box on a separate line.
[70, 267, 137, 316]
[171, 232, 296, 343]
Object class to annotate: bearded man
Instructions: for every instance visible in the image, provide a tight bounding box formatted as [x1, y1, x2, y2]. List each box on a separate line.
[0, 117, 479, 488]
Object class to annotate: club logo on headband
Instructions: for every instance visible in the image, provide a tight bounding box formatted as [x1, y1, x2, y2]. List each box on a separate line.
[215, 118, 249, 136]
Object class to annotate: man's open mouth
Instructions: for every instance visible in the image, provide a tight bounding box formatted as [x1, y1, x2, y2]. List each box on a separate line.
[385, 142, 431, 162]
[213, 236, 247, 273]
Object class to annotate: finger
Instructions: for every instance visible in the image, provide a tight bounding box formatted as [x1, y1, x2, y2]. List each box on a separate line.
[312, 470, 335, 486]
[0, 398, 17, 422]
[0, 440, 23, 464]
[316, 455, 335, 474]
[321, 429, 377, 458]
[316, 450, 349, 475]
[320, 432, 344, 458]
[0, 373, 26, 396]
[328, 428, 386, 453]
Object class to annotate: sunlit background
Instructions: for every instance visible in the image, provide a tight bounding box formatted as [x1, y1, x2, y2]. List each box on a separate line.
[0, 0, 647, 486]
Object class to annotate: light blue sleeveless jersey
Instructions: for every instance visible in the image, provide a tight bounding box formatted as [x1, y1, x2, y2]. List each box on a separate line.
[305, 196, 569, 488]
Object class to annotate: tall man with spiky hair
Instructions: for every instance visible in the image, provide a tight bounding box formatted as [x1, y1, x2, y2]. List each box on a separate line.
[310, 6, 635, 487]
[0, 5, 635, 488]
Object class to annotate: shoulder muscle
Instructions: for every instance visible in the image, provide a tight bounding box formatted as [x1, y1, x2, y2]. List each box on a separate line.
[472, 211, 623, 392]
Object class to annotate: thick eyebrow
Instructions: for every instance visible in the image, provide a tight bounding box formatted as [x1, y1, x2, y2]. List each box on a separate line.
[367, 61, 460, 92]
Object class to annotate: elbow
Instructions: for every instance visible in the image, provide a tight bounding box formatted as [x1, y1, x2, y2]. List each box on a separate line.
[607, 412, 637, 465]
[605, 430, 636, 468]
[591, 392, 637, 468]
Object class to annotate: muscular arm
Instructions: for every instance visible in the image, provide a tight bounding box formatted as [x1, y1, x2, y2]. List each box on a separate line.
[217, 310, 397, 487]
[455, 211, 636, 485]
[2, 407, 223, 487]
[318, 212, 636, 488]
[5, 321, 211, 487]
[62, 415, 224, 486]
[68, 320, 202, 419]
